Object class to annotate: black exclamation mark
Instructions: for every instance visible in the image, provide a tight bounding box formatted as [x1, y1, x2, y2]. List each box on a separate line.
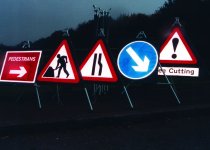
[172, 38, 179, 59]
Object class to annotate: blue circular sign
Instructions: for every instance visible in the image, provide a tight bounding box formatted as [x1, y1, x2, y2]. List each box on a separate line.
[117, 41, 158, 80]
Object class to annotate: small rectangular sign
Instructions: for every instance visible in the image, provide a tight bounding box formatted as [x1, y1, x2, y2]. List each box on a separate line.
[0, 51, 42, 83]
[158, 67, 199, 77]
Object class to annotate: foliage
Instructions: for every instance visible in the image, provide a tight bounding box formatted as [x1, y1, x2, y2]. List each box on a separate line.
[0, 0, 210, 66]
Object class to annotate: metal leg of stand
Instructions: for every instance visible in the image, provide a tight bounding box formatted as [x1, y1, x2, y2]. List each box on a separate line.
[84, 87, 93, 111]
[34, 83, 42, 109]
[15, 89, 24, 103]
[56, 84, 62, 104]
[168, 83, 181, 104]
[163, 74, 181, 104]
[159, 63, 181, 104]
[123, 86, 134, 109]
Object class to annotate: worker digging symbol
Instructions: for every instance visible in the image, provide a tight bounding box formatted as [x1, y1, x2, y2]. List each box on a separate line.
[55, 54, 69, 78]
[37, 40, 80, 83]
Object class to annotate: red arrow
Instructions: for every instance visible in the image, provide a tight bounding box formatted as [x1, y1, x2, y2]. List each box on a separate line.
[9, 66, 27, 77]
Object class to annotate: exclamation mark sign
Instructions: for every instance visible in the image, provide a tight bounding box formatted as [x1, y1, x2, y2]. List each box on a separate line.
[172, 38, 179, 59]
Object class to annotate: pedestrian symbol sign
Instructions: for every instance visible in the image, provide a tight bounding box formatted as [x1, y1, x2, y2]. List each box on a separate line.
[80, 39, 118, 82]
[117, 41, 158, 80]
[37, 40, 79, 83]
[159, 27, 197, 64]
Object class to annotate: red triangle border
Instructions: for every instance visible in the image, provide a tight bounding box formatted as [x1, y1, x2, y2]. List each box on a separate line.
[80, 39, 118, 82]
[37, 40, 80, 83]
[159, 27, 197, 64]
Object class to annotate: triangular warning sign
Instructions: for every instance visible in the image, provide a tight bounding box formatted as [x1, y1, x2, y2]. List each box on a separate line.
[80, 39, 118, 82]
[37, 40, 79, 83]
[159, 27, 197, 64]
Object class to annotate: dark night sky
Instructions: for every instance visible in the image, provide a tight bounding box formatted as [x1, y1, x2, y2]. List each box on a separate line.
[0, 0, 166, 45]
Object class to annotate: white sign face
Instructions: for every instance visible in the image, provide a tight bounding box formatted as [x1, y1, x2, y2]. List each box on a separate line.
[158, 67, 199, 77]
[160, 32, 193, 61]
[81, 44, 112, 78]
[117, 41, 158, 80]
[158, 26, 199, 78]
[80, 39, 118, 82]
[159, 27, 197, 64]
[37, 40, 80, 83]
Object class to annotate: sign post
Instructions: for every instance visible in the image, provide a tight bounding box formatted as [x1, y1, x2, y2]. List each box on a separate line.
[158, 26, 199, 77]
[117, 41, 158, 107]
[37, 40, 79, 83]
[80, 39, 118, 110]
[84, 87, 93, 111]
[0, 51, 42, 83]
[80, 39, 118, 82]
[0, 51, 42, 108]
[123, 86, 134, 108]
[158, 62, 181, 104]
[117, 41, 158, 80]
[56, 84, 62, 104]
[34, 83, 42, 109]
[37, 40, 80, 106]
[158, 20, 200, 103]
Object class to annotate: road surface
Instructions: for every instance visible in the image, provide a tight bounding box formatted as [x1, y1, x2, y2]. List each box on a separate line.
[1, 110, 210, 150]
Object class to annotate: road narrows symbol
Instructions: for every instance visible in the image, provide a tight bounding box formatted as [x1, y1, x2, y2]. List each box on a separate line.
[98, 53, 102, 76]
[91, 54, 97, 75]
[80, 39, 118, 82]
[91, 53, 103, 76]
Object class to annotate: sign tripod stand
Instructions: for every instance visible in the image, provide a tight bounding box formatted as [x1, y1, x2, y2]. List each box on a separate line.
[13, 83, 42, 109]
[158, 17, 200, 103]
[158, 63, 181, 104]
[34, 83, 42, 109]
[0, 41, 43, 109]
[79, 39, 134, 110]
[142, 31, 181, 104]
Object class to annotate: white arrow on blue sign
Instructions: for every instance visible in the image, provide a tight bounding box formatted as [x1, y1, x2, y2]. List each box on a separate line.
[117, 41, 158, 80]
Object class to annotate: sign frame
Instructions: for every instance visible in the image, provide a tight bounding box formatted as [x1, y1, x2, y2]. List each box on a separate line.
[37, 40, 80, 83]
[80, 39, 118, 82]
[159, 26, 197, 64]
[0, 51, 42, 83]
[117, 41, 158, 80]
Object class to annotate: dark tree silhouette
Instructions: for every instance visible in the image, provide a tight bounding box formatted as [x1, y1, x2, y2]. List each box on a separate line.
[0, 0, 210, 67]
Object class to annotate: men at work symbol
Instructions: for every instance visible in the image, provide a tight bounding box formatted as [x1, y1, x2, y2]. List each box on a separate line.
[55, 54, 69, 78]
[43, 54, 70, 78]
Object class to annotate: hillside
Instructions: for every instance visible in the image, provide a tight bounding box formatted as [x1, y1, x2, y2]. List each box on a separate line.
[1, 0, 210, 67]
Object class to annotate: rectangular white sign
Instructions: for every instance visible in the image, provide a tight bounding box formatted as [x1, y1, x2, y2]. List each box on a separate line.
[158, 67, 199, 77]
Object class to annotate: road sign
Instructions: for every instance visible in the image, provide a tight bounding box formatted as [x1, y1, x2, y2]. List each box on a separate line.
[158, 26, 199, 77]
[37, 40, 80, 83]
[117, 41, 158, 80]
[80, 39, 118, 82]
[159, 27, 197, 64]
[0, 51, 42, 83]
